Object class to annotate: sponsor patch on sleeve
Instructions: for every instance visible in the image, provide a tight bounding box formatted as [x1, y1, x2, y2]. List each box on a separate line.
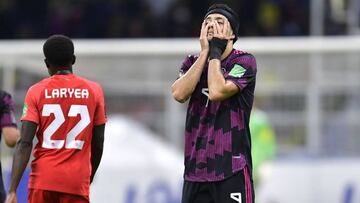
[229, 64, 246, 78]
[22, 103, 28, 117]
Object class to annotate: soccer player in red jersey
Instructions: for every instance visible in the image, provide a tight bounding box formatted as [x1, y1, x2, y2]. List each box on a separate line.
[5, 35, 107, 203]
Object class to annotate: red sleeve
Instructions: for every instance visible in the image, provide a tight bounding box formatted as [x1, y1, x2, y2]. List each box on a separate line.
[93, 84, 107, 126]
[21, 86, 40, 124]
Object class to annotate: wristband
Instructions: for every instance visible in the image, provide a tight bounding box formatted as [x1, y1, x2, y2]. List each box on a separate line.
[209, 37, 227, 60]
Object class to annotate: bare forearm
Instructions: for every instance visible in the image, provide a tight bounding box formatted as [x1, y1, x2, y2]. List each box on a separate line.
[9, 141, 32, 192]
[208, 59, 226, 98]
[2, 127, 20, 147]
[208, 59, 238, 101]
[90, 124, 105, 183]
[172, 51, 208, 102]
[90, 146, 103, 183]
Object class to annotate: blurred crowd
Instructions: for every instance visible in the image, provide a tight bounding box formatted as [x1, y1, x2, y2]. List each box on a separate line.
[0, 0, 354, 39]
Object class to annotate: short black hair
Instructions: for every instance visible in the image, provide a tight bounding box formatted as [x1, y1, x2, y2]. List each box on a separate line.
[43, 35, 74, 67]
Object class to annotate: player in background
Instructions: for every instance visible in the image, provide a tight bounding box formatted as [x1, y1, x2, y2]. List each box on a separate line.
[0, 90, 20, 202]
[172, 4, 257, 203]
[5, 35, 107, 203]
[249, 105, 276, 188]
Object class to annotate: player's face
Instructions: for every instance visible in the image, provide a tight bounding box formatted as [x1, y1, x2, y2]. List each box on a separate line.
[204, 13, 231, 40]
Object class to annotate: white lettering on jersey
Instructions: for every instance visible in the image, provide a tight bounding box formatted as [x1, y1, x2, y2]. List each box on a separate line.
[45, 88, 89, 99]
[201, 88, 210, 107]
[42, 104, 90, 149]
[230, 192, 242, 203]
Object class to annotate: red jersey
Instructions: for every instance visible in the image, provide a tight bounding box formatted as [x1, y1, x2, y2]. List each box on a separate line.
[21, 73, 107, 197]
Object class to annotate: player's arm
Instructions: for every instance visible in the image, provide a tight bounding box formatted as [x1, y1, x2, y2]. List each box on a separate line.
[208, 20, 239, 101]
[171, 21, 210, 103]
[171, 53, 207, 103]
[7, 121, 37, 201]
[208, 59, 239, 101]
[90, 124, 105, 183]
[2, 127, 20, 147]
[0, 93, 20, 147]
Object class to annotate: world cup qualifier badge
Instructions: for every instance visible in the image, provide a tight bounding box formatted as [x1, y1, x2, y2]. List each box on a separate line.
[229, 64, 246, 78]
[22, 103, 28, 117]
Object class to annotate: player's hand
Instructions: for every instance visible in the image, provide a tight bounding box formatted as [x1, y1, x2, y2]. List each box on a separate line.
[5, 192, 17, 203]
[199, 20, 210, 52]
[213, 19, 235, 41]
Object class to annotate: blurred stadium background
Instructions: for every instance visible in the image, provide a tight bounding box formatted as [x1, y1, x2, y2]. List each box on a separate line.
[1, 0, 360, 203]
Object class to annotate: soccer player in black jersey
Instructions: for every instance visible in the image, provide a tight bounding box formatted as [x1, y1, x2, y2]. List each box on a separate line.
[0, 90, 20, 202]
[172, 4, 257, 203]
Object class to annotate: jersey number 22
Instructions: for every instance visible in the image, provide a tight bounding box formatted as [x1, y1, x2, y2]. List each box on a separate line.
[42, 104, 90, 149]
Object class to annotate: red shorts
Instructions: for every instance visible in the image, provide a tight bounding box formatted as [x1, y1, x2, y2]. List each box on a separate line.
[28, 189, 89, 203]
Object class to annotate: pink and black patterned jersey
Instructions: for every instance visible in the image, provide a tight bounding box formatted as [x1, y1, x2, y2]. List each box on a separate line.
[0, 90, 18, 201]
[0, 90, 17, 131]
[179, 49, 257, 182]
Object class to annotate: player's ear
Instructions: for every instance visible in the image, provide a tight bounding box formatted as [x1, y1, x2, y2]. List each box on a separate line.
[227, 27, 235, 39]
[72, 55, 76, 65]
[44, 59, 50, 68]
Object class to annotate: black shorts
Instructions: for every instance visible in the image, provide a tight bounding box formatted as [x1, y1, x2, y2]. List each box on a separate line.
[182, 167, 254, 203]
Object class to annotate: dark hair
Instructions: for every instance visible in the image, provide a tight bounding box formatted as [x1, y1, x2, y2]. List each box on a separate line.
[205, 4, 239, 43]
[43, 35, 74, 67]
